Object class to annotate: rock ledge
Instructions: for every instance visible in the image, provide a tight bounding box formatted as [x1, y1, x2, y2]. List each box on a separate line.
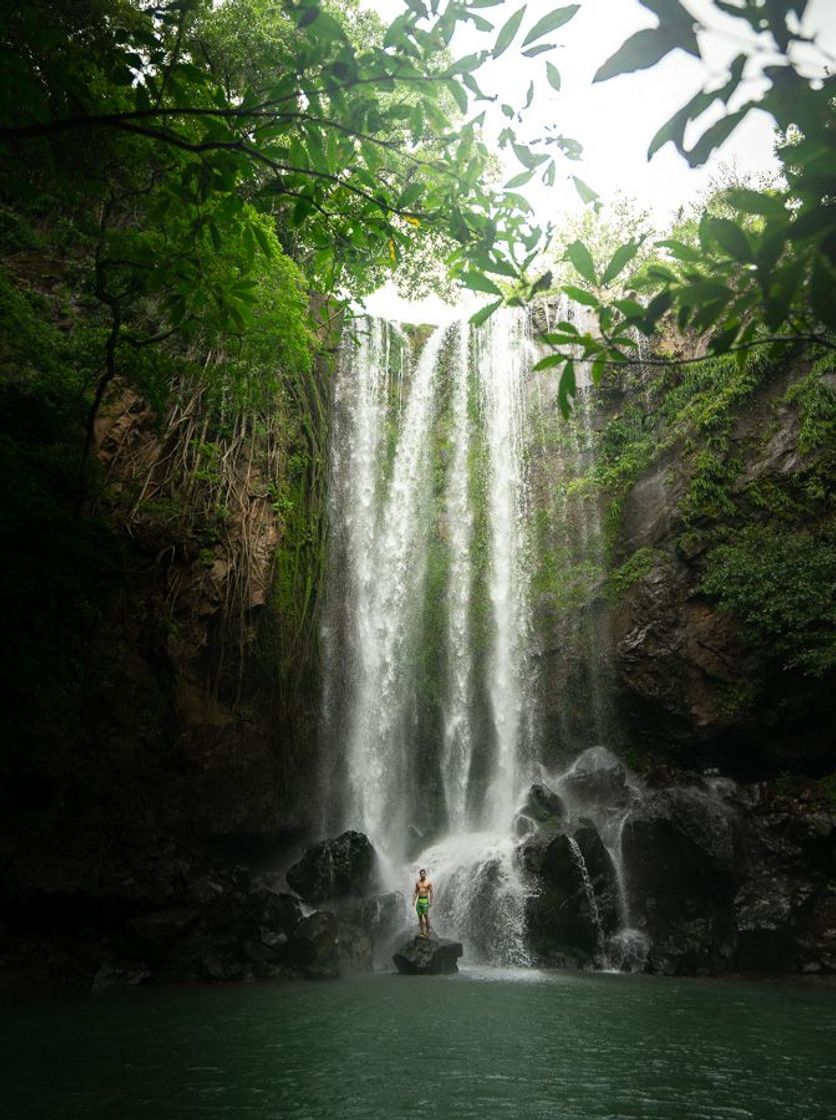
[392, 934, 463, 975]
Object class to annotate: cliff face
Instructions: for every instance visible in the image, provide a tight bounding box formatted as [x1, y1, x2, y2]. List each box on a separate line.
[571, 347, 836, 975]
[607, 354, 835, 775]
[0, 352, 331, 986]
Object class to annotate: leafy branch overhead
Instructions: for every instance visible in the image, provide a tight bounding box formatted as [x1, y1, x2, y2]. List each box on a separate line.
[1, 0, 585, 325]
[538, 0, 836, 415]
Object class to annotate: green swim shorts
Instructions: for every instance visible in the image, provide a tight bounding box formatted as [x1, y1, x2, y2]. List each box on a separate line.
[416, 897, 430, 916]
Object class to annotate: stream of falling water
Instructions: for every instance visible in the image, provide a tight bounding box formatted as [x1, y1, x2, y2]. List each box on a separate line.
[441, 321, 474, 834]
[322, 307, 648, 970]
[322, 310, 535, 964]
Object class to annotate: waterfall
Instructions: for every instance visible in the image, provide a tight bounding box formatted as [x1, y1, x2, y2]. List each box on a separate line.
[322, 311, 536, 902]
[350, 321, 446, 849]
[477, 309, 535, 828]
[441, 321, 474, 832]
[568, 837, 606, 960]
[321, 303, 648, 971]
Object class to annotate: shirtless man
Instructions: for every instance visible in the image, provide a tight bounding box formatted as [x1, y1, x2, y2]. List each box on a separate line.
[412, 868, 433, 937]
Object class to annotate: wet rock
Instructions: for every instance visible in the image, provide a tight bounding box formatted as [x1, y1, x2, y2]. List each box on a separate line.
[621, 787, 737, 974]
[286, 831, 377, 905]
[124, 907, 200, 957]
[524, 828, 620, 963]
[392, 933, 463, 975]
[336, 891, 407, 971]
[281, 910, 340, 980]
[91, 960, 152, 992]
[515, 783, 566, 834]
[559, 747, 630, 810]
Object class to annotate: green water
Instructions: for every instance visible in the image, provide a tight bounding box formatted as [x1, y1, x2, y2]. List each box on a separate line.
[3, 968, 835, 1120]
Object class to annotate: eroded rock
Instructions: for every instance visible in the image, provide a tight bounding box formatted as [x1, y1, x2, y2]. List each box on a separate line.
[392, 933, 463, 975]
[286, 831, 377, 905]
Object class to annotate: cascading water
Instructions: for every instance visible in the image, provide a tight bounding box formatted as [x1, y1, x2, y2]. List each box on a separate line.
[477, 310, 536, 828]
[321, 304, 648, 971]
[568, 837, 606, 959]
[441, 321, 474, 833]
[322, 309, 536, 965]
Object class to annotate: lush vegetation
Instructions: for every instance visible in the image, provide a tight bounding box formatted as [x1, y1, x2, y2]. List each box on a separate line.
[534, 0, 835, 414]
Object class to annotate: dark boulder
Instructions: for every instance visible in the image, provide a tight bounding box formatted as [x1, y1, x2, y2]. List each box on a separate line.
[621, 787, 737, 974]
[514, 783, 566, 836]
[559, 747, 630, 811]
[393, 934, 463, 975]
[286, 831, 377, 905]
[281, 910, 341, 980]
[336, 891, 407, 971]
[524, 827, 620, 963]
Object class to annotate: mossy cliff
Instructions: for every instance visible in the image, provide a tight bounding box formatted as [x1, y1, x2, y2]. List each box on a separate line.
[0, 199, 334, 982]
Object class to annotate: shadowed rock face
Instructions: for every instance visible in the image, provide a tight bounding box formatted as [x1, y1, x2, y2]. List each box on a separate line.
[286, 831, 377, 905]
[392, 933, 463, 975]
[621, 787, 737, 975]
[559, 747, 630, 811]
[521, 826, 620, 964]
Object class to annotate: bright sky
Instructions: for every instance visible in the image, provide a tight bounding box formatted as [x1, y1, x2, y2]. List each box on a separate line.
[361, 0, 836, 321]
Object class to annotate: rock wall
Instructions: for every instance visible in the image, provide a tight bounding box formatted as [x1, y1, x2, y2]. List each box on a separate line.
[0, 355, 331, 988]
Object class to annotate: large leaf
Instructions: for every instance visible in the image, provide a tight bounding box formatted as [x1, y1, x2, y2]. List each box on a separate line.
[557, 359, 576, 418]
[470, 299, 503, 326]
[521, 5, 580, 48]
[504, 169, 535, 189]
[708, 218, 754, 263]
[512, 142, 548, 169]
[565, 240, 597, 284]
[563, 284, 599, 308]
[594, 25, 697, 84]
[683, 107, 752, 167]
[460, 271, 503, 295]
[493, 6, 526, 59]
[601, 239, 640, 284]
[571, 176, 599, 206]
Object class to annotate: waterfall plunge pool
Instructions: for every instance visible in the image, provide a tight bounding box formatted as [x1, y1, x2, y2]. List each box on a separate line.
[4, 970, 835, 1120]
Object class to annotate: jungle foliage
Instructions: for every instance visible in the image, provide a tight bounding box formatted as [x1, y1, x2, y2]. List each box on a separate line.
[534, 0, 836, 414]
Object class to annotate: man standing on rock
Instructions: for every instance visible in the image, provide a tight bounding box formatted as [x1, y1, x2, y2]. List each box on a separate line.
[412, 868, 433, 937]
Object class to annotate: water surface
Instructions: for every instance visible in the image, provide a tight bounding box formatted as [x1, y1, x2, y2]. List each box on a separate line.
[3, 968, 835, 1120]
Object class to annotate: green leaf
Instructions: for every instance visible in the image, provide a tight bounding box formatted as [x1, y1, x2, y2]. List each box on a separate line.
[811, 258, 836, 330]
[601, 239, 640, 284]
[565, 240, 597, 284]
[493, 6, 526, 59]
[471, 299, 503, 326]
[533, 354, 567, 371]
[684, 107, 751, 168]
[447, 78, 468, 114]
[460, 271, 503, 295]
[545, 61, 561, 91]
[562, 284, 599, 308]
[708, 322, 740, 354]
[646, 289, 673, 321]
[521, 5, 580, 48]
[594, 26, 696, 84]
[504, 170, 535, 189]
[571, 176, 599, 206]
[529, 270, 553, 297]
[446, 52, 485, 75]
[613, 297, 646, 320]
[557, 359, 576, 418]
[708, 217, 754, 263]
[522, 43, 556, 58]
[656, 238, 701, 262]
[512, 142, 548, 169]
[251, 223, 273, 258]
